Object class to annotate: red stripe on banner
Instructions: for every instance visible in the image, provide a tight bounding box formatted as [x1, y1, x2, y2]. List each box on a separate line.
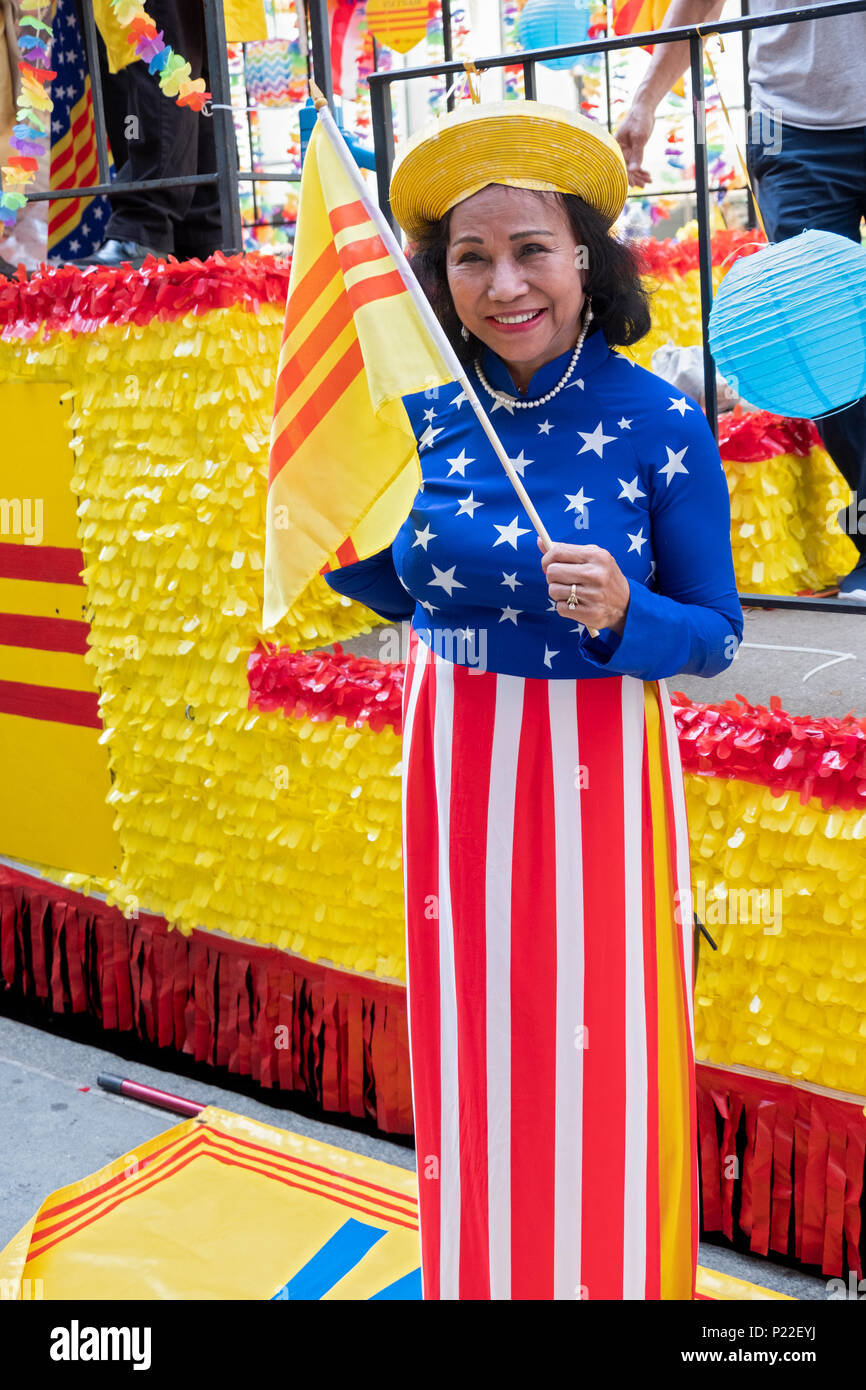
[0, 543, 84, 585]
[346, 268, 406, 314]
[268, 337, 364, 485]
[335, 536, 359, 567]
[578, 678, 627, 1300]
[0, 679, 100, 728]
[0, 613, 89, 654]
[284, 240, 340, 332]
[613, 0, 647, 33]
[403, 630, 442, 1298]
[641, 720, 662, 1300]
[274, 289, 354, 410]
[328, 199, 371, 236]
[336, 232, 389, 275]
[449, 659, 494, 1300]
[510, 679, 556, 1300]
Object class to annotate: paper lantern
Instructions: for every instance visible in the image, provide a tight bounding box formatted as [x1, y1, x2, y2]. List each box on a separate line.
[518, 0, 591, 70]
[708, 229, 866, 418]
[365, 0, 429, 54]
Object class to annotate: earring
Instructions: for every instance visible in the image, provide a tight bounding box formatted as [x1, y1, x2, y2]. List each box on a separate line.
[461, 324, 470, 341]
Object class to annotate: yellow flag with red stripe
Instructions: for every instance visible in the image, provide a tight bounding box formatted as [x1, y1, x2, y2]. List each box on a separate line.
[263, 108, 456, 630]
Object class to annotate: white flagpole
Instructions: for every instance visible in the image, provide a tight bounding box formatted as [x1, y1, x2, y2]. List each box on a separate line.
[310, 84, 599, 639]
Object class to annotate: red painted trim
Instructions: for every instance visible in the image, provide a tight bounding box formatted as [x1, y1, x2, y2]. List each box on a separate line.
[0, 678, 100, 727]
[0, 543, 84, 585]
[0, 612, 89, 654]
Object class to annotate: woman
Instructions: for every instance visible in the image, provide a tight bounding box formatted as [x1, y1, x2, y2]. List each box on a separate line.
[324, 101, 743, 1300]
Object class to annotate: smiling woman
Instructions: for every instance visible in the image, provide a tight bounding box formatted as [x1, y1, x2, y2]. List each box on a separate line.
[323, 100, 743, 1302]
[410, 184, 651, 388]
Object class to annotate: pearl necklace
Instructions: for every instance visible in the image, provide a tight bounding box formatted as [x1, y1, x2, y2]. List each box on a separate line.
[473, 305, 594, 410]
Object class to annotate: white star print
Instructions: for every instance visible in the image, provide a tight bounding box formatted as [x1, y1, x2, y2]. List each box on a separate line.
[418, 423, 444, 451]
[668, 396, 693, 416]
[428, 564, 466, 595]
[52, 119, 62, 134]
[456, 491, 483, 517]
[69, 238, 80, 252]
[419, 598, 440, 614]
[538, 419, 553, 435]
[543, 645, 559, 669]
[450, 389, 468, 409]
[501, 572, 521, 590]
[564, 379, 585, 391]
[423, 407, 437, 422]
[577, 421, 616, 459]
[570, 623, 586, 635]
[660, 444, 689, 485]
[412, 523, 436, 550]
[499, 606, 522, 624]
[493, 516, 531, 549]
[93, 207, 104, 219]
[618, 417, 632, 430]
[446, 449, 473, 477]
[490, 396, 516, 416]
[564, 487, 594, 516]
[649, 559, 658, 582]
[627, 528, 647, 555]
[508, 450, 533, 478]
[617, 476, 646, 504]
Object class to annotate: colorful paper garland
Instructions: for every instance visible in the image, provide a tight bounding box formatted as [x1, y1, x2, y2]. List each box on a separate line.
[0, 2, 56, 234]
[109, 0, 211, 110]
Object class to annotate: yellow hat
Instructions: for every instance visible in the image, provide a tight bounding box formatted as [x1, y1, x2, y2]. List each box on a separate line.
[389, 100, 629, 241]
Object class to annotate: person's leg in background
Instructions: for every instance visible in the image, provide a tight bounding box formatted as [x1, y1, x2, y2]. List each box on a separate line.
[83, 0, 222, 264]
[747, 115, 866, 597]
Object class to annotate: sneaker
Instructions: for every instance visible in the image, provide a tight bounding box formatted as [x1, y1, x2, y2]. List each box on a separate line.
[839, 561, 866, 602]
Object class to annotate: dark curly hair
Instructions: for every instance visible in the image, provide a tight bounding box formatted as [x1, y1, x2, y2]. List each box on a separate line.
[407, 187, 651, 364]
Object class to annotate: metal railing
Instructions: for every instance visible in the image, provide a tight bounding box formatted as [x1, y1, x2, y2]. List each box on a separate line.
[368, 0, 866, 614]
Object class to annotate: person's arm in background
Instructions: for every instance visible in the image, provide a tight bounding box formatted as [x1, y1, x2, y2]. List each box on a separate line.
[616, 0, 725, 187]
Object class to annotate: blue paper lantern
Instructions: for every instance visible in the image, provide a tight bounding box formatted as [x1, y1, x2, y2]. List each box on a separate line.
[518, 0, 592, 71]
[708, 229, 866, 418]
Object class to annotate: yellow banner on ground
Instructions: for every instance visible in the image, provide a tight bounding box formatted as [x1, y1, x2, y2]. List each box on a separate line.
[0, 1107, 422, 1301]
[263, 108, 455, 629]
[0, 1104, 792, 1301]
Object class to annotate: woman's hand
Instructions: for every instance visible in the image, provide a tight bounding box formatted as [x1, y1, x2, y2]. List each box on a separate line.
[539, 537, 631, 637]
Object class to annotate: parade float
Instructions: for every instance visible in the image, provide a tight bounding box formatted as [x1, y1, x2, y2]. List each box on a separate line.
[0, 231, 864, 1285]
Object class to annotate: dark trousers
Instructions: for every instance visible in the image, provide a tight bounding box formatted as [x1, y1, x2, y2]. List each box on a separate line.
[102, 0, 222, 256]
[747, 116, 866, 564]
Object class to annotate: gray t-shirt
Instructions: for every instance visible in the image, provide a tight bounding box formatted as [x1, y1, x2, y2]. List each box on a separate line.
[747, 0, 866, 128]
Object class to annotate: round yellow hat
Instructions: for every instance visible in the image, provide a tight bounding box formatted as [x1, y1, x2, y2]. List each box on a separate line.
[389, 100, 629, 241]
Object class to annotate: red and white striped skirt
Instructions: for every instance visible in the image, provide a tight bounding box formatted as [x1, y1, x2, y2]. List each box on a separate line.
[401, 628, 698, 1300]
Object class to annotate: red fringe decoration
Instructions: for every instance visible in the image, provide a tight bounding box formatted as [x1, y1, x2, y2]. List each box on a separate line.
[0, 232, 764, 342]
[248, 642, 405, 734]
[0, 866, 413, 1135]
[0, 251, 291, 342]
[698, 1064, 866, 1279]
[671, 694, 866, 811]
[717, 405, 821, 462]
[247, 649, 866, 812]
[636, 227, 765, 281]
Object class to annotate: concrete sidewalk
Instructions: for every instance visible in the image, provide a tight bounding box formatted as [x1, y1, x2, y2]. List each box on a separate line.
[0, 1014, 830, 1300]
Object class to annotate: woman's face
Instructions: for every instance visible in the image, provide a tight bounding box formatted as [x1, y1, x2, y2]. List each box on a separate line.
[446, 185, 586, 392]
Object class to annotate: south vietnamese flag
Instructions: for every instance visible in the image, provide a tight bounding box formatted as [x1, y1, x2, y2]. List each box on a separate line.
[263, 98, 456, 630]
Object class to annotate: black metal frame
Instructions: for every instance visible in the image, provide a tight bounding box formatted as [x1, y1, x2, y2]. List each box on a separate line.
[368, 0, 866, 439]
[368, 0, 866, 617]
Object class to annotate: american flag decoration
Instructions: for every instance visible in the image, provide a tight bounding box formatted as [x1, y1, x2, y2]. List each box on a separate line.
[47, 0, 111, 261]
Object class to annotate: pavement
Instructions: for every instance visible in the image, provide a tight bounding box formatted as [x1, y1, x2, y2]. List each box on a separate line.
[1, 601, 862, 1300]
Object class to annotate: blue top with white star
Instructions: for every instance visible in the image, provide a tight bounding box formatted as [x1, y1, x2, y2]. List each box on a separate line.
[324, 325, 743, 680]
